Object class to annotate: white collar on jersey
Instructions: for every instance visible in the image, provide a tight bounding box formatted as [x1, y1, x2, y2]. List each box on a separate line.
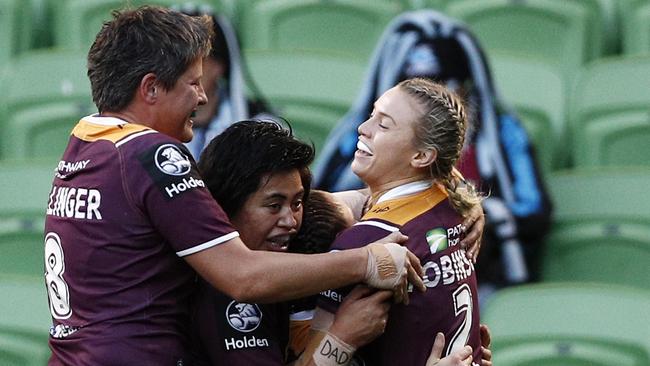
[81, 114, 128, 126]
[376, 180, 433, 204]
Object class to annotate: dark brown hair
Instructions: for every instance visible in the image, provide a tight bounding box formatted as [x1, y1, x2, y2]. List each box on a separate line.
[87, 6, 213, 112]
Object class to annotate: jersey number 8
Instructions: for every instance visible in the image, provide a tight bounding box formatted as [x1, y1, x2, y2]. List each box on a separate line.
[45, 232, 72, 319]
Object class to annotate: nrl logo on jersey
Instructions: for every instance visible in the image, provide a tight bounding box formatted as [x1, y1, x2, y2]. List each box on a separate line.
[154, 144, 191, 176]
[226, 301, 263, 332]
[426, 227, 448, 254]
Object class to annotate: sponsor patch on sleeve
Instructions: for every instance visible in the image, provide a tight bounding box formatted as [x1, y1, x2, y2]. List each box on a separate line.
[139, 143, 206, 199]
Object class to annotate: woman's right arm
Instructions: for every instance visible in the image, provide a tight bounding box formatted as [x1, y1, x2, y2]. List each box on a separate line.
[184, 234, 425, 304]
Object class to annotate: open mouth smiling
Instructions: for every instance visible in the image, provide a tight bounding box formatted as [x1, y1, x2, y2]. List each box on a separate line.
[356, 140, 373, 156]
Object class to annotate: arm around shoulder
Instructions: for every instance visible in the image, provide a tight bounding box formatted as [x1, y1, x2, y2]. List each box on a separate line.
[184, 236, 367, 303]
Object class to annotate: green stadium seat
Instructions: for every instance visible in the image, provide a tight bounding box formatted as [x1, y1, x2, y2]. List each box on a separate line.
[542, 168, 650, 289]
[52, 0, 227, 51]
[489, 51, 568, 172]
[0, 160, 55, 218]
[444, 0, 596, 73]
[0, 160, 55, 277]
[0, 50, 94, 160]
[0, 335, 50, 366]
[569, 55, 650, 168]
[483, 283, 650, 366]
[621, 0, 650, 55]
[570, 0, 622, 55]
[0, 224, 46, 278]
[561, 0, 619, 55]
[237, 0, 404, 59]
[245, 49, 367, 154]
[30, 0, 54, 49]
[3, 103, 87, 160]
[0, 0, 33, 64]
[493, 340, 646, 366]
[0, 276, 51, 365]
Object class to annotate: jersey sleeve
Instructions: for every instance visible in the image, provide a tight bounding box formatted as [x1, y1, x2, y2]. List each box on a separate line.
[120, 135, 238, 256]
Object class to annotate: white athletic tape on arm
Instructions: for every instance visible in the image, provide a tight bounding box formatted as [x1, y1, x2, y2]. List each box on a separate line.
[364, 243, 407, 289]
[312, 332, 356, 366]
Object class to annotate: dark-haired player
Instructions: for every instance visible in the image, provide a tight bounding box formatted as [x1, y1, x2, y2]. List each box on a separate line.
[193, 121, 393, 365]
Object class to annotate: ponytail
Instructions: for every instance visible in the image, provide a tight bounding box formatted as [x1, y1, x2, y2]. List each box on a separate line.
[441, 170, 482, 217]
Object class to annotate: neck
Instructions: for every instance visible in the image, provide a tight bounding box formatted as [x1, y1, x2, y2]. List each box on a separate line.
[102, 103, 155, 129]
[367, 174, 431, 206]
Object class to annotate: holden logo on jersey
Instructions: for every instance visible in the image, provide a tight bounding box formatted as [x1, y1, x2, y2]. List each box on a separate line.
[226, 301, 262, 332]
[154, 144, 192, 176]
[426, 227, 448, 254]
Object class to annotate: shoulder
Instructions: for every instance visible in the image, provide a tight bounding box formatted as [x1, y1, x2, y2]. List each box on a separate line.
[331, 219, 399, 250]
[109, 127, 196, 179]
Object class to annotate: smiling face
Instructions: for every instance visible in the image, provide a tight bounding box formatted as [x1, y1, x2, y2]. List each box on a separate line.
[231, 170, 305, 252]
[155, 58, 208, 142]
[352, 86, 426, 191]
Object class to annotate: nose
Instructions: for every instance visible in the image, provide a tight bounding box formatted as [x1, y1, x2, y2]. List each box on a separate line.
[197, 83, 208, 106]
[277, 208, 299, 230]
[358, 116, 372, 137]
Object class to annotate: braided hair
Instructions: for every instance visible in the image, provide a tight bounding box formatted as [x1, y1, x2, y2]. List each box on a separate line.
[398, 78, 482, 216]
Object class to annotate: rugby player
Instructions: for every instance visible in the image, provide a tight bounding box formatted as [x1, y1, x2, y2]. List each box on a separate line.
[310, 78, 485, 365]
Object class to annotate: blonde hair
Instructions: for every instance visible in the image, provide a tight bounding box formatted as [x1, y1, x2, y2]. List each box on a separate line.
[398, 78, 482, 216]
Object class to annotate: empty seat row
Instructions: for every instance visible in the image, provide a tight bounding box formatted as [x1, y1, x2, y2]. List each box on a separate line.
[482, 282, 650, 366]
[0, 276, 52, 366]
[0, 50, 94, 160]
[4, 1, 650, 65]
[490, 52, 650, 173]
[0, 159, 56, 277]
[541, 168, 650, 290]
[4, 47, 650, 174]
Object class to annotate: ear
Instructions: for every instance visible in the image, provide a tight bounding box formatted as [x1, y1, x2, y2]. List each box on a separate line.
[139, 73, 158, 104]
[411, 148, 437, 169]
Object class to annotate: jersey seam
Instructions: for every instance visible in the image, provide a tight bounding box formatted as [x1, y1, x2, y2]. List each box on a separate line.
[176, 231, 239, 257]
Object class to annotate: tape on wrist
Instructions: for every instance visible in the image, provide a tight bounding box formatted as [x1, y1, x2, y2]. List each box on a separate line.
[312, 332, 356, 366]
[365, 243, 405, 289]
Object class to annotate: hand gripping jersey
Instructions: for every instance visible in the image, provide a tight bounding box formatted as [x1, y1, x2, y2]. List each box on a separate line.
[190, 278, 290, 366]
[319, 182, 481, 366]
[44, 115, 238, 365]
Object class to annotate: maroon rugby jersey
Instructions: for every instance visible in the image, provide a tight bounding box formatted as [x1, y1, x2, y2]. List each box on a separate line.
[44, 115, 237, 365]
[319, 183, 481, 366]
[190, 278, 290, 366]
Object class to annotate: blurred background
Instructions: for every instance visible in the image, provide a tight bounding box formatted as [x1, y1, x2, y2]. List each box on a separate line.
[0, 0, 649, 365]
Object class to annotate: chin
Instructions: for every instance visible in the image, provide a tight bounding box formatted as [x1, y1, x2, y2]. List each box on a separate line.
[180, 130, 194, 143]
[351, 161, 366, 180]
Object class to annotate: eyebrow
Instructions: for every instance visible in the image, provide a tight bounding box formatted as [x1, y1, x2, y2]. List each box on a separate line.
[263, 188, 305, 201]
[264, 193, 288, 201]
